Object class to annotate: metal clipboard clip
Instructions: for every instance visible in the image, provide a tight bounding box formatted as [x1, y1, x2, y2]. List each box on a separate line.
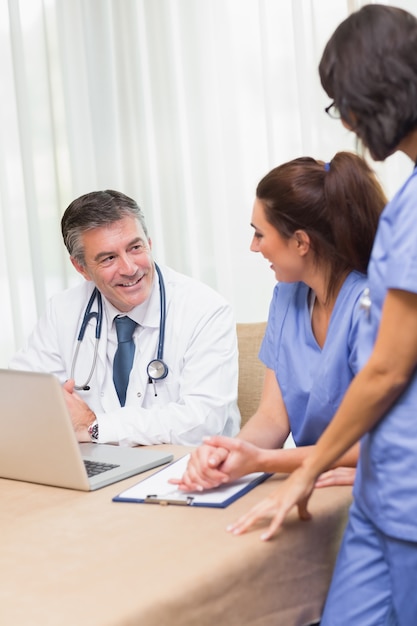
[144, 492, 195, 506]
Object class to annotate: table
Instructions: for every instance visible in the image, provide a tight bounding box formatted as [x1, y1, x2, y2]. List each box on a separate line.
[0, 445, 352, 626]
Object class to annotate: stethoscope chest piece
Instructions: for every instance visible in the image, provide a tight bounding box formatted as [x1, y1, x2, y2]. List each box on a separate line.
[147, 359, 169, 381]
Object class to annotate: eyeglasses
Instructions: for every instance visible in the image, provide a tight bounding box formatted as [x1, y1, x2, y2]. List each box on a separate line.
[324, 101, 341, 120]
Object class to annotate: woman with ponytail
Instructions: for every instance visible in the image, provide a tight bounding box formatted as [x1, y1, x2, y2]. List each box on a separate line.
[172, 151, 386, 492]
[219, 6, 417, 624]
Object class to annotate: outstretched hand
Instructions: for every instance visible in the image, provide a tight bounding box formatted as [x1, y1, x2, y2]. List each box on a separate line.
[226, 466, 316, 541]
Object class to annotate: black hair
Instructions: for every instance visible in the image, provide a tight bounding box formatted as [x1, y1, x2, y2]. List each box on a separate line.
[319, 4, 417, 161]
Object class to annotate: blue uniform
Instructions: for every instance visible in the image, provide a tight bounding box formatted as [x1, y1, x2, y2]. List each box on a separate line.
[322, 168, 417, 626]
[259, 271, 366, 445]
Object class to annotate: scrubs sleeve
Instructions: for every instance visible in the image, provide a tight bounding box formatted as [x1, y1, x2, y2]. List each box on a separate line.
[385, 176, 417, 293]
[347, 289, 366, 377]
[259, 283, 280, 370]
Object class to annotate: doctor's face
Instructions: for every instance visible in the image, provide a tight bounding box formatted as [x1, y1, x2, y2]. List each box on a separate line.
[72, 215, 155, 313]
[250, 199, 305, 283]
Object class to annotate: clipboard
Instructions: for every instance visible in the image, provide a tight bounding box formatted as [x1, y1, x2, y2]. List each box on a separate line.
[112, 454, 271, 508]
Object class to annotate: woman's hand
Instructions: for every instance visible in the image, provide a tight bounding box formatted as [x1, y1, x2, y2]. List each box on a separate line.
[226, 466, 316, 541]
[169, 440, 230, 492]
[315, 466, 356, 488]
[169, 436, 264, 492]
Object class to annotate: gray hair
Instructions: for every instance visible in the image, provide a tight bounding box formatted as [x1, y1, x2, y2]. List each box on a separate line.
[61, 190, 149, 266]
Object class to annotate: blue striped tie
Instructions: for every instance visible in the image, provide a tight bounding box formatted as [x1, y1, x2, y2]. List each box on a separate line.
[113, 316, 137, 407]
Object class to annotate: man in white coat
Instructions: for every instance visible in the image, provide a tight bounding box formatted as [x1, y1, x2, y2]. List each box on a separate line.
[10, 190, 240, 446]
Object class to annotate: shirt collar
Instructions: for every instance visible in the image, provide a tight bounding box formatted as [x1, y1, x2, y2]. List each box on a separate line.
[101, 272, 161, 330]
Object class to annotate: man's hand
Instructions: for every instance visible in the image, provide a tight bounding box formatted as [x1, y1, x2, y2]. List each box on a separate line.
[63, 379, 96, 442]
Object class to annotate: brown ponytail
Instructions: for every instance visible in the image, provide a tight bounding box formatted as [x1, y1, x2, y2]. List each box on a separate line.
[256, 151, 387, 300]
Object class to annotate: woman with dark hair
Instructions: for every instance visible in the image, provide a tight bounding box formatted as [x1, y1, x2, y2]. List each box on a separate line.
[172, 151, 385, 491]
[227, 5, 417, 625]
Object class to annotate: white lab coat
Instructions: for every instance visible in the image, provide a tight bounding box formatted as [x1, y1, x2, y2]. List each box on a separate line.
[10, 265, 241, 445]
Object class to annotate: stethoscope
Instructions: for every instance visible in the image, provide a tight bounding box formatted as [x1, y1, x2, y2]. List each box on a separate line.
[71, 263, 168, 393]
[359, 286, 372, 319]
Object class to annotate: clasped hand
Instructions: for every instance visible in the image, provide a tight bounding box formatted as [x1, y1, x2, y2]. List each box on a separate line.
[169, 436, 263, 492]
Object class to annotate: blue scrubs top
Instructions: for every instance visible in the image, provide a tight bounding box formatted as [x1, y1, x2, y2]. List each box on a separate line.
[354, 167, 417, 542]
[259, 271, 366, 446]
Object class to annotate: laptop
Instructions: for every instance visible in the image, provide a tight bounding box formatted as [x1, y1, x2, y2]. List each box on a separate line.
[0, 369, 173, 491]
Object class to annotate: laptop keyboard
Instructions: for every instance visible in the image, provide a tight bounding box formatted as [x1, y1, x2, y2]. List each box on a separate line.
[84, 459, 120, 477]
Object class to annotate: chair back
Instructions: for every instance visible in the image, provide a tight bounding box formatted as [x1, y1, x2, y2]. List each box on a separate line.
[236, 322, 267, 427]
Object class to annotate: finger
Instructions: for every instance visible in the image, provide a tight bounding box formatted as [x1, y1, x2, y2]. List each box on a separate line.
[297, 499, 312, 522]
[187, 446, 225, 481]
[226, 500, 272, 536]
[260, 515, 284, 541]
[176, 470, 205, 491]
[208, 448, 229, 467]
[168, 478, 182, 486]
[63, 379, 75, 393]
[186, 461, 225, 487]
[204, 435, 240, 452]
[315, 469, 333, 483]
[174, 466, 224, 492]
[314, 478, 332, 488]
[167, 478, 204, 492]
[315, 471, 337, 488]
[260, 501, 310, 541]
[187, 452, 230, 486]
[315, 467, 356, 488]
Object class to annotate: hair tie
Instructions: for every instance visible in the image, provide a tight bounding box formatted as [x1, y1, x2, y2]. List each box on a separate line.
[324, 162, 331, 172]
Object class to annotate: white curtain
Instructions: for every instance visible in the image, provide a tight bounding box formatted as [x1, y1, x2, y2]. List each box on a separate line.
[0, 0, 415, 366]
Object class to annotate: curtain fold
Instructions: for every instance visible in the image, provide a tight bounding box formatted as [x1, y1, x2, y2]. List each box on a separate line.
[1, 0, 413, 366]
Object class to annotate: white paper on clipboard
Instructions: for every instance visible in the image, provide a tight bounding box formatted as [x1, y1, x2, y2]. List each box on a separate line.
[113, 454, 271, 508]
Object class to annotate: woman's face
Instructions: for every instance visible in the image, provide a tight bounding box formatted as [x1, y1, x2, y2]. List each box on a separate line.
[250, 199, 306, 283]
